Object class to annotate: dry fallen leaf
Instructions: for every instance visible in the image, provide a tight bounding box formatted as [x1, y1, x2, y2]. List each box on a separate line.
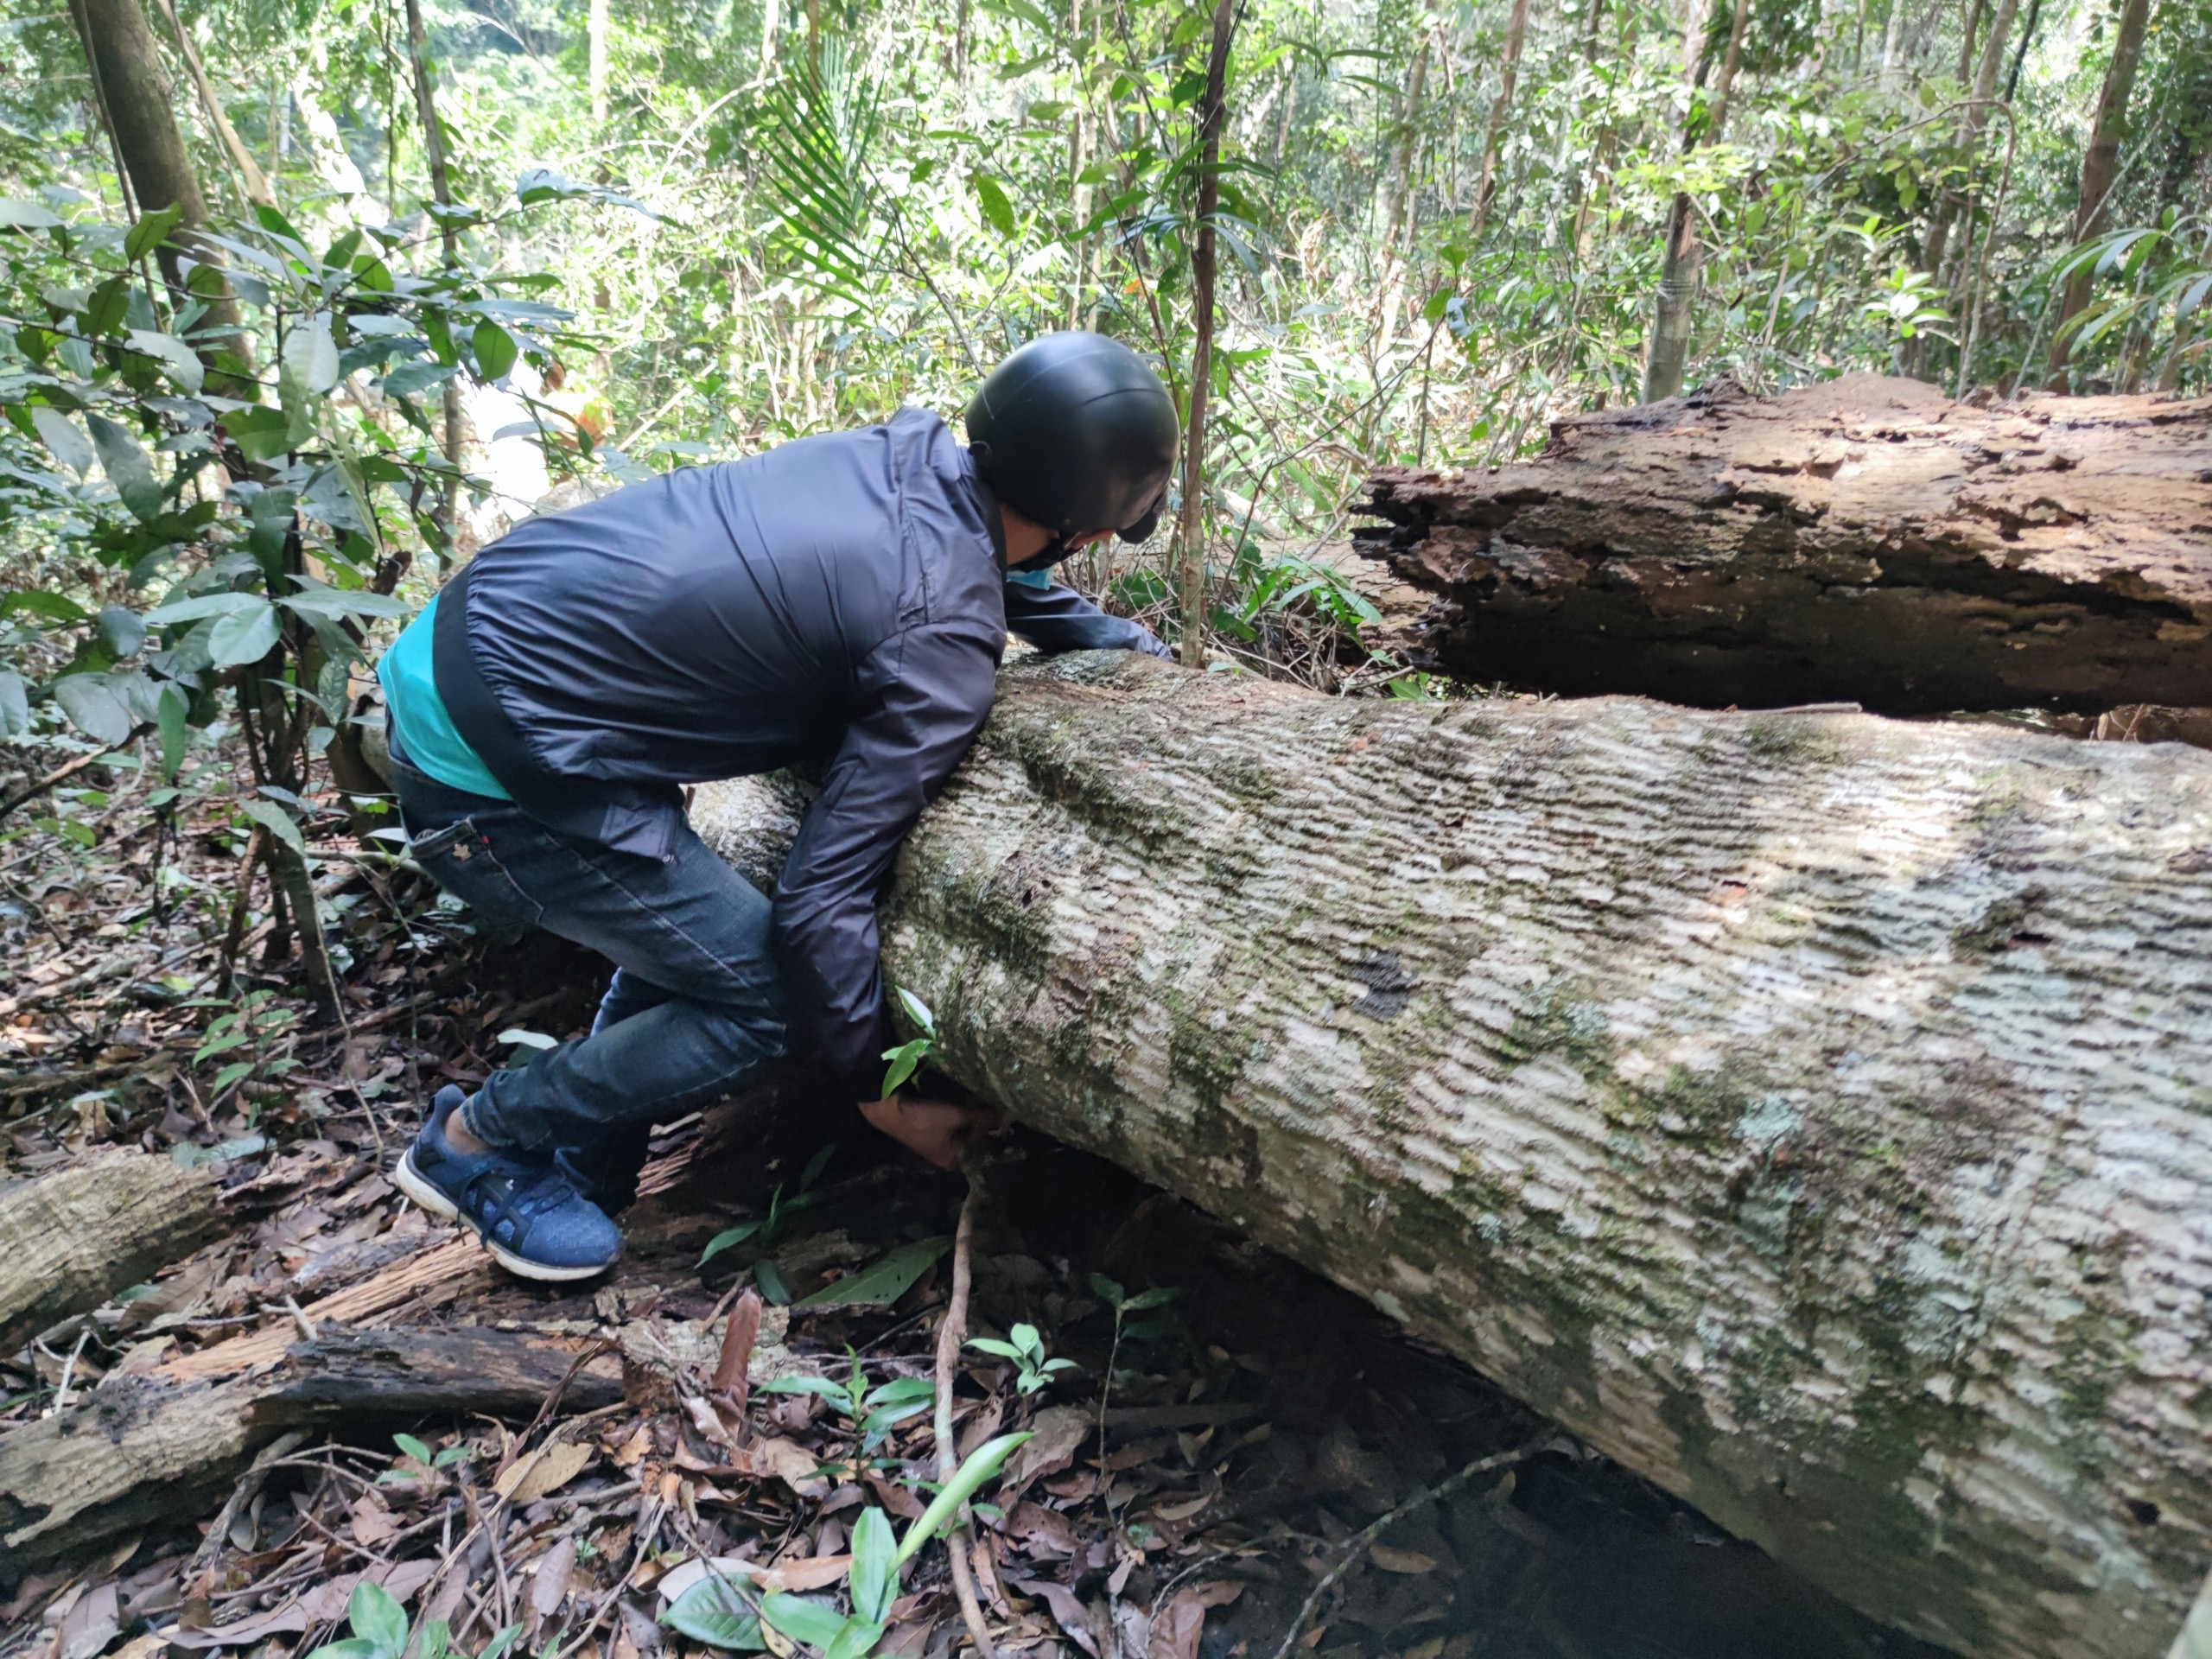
[1012, 1579, 1101, 1659]
[1367, 1545, 1438, 1575]
[1005, 1404, 1090, 1497]
[531, 1537, 577, 1624]
[349, 1492, 399, 1547]
[742, 1435, 832, 1498]
[765, 1554, 854, 1592]
[1147, 1582, 1243, 1659]
[496, 1440, 594, 1505]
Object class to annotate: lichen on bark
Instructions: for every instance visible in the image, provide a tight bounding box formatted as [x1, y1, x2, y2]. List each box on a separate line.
[693, 650, 2212, 1659]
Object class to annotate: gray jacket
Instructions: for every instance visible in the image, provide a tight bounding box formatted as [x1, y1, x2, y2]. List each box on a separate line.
[432, 407, 1168, 1100]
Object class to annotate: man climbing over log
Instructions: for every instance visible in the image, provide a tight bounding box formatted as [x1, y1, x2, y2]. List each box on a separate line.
[377, 333, 1180, 1281]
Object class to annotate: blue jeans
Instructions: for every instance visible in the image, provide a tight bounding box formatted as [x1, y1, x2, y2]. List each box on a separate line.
[392, 757, 789, 1177]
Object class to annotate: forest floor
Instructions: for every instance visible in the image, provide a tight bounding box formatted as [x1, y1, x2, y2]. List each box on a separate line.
[0, 753, 1952, 1659]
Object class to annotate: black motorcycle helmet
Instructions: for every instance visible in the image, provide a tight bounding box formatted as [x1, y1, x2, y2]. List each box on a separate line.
[965, 333, 1179, 552]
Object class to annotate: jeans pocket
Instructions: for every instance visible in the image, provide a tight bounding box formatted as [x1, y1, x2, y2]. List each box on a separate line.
[409, 817, 544, 936]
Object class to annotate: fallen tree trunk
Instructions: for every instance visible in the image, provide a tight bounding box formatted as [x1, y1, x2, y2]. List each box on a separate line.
[0, 1327, 621, 1567]
[695, 653, 2212, 1659]
[0, 1151, 226, 1351]
[1355, 374, 2212, 715]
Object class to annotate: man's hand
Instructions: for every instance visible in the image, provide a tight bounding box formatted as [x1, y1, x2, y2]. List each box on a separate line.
[860, 1093, 1001, 1170]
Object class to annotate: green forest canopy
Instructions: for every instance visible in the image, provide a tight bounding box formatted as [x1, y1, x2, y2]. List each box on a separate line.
[0, 0, 2207, 868]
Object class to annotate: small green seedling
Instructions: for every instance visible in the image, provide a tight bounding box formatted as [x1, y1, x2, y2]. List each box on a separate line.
[880, 987, 936, 1095]
[663, 1433, 1032, 1659]
[966, 1322, 1078, 1395]
[760, 1351, 936, 1451]
[699, 1140, 839, 1301]
[305, 1580, 518, 1659]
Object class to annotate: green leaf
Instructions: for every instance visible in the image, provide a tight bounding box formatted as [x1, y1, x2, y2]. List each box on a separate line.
[210, 1059, 254, 1093]
[970, 172, 1016, 238]
[86, 414, 162, 521]
[302, 1640, 383, 1659]
[280, 582, 413, 621]
[127, 328, 204, 395]
[795, 1238, 948, 1309]
[473, 321, 518, 381]
[52, 674, 133, 745]
[965, 1338, 1023, 1360]
[880, 1037, 931, 1096]
[476, 1625, 524, 1659]
[206, 600, 283, 669]
[849, 1507, 898, 1625]
[825, 1618, 886, 1659]
[3, 589, 87, 623]
[237, 796, 307, 855]
[700, 1218, 766, 1266]
[124, 204, 185, 264]
[382, 361, 460, 398]
[30, 406, 92, 476]
[0, 669, 28, 737]
[144, 591, 261, 626]
[866, 1376, 936, 1409]
[348, 1580, 410, 1659]
[1122, 1286, 1181, 1312]
[759, 1594, 850, 1650]
[753, 1258, 792, 1304]
[895, 1433, 1033, 1566]
[893, 987, 935, 1034]
[96, 606, 145, 658]
[299, 315, 342, 394]
[758, 1376, 852, 1404]
[664, 1575, 768, 1650]
[393, 1432, 434, 1462]
[0, 197, 62, 230]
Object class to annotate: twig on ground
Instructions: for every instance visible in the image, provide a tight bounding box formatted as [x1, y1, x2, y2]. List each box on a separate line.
[1267, 1436, 1557, 1659]
[0, 728, 151, 821]
[934, 1160, 999, 1659]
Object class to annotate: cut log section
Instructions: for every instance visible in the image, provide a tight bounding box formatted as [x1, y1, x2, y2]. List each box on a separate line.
[694, 652, 2212, 1659]
[0, 1327, 620, 1567]
[1355, 374, 2212, 715]
[0, 1151, 226, 1352]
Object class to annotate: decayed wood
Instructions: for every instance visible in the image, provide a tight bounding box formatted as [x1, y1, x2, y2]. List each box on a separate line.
[1355, 374, 2212, 715]
[0, 1151, 226, 1352]
[694, 652, 2212, 1659]
[161, 1234, 495, 1382]
[0, 1328, 620, 1567]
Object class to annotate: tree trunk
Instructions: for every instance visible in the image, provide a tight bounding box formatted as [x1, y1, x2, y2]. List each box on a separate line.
[0, 1152, 226, 1352]
[147, 0, 275, 209]
[0, 1329, 621, 1567]
[692, 650, 2212, 1659]
[588, 0, 610, 123]
[1355, 372, 2212, 716]
[2047, 0, 2154, 383]
[402, 0, 467, 549]
[67, 0, 249, 372]
[1464, 0, 1530, 243]
[1643, 0, 1753, 403]
[1173, 0, 1235, 669]
[1913, 0, 2018, 340]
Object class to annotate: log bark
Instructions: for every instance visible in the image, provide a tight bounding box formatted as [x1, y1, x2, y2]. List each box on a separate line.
[1354, 372, 2212, 716]
[693, 651, 2212, 1659]
[0, 1152, 226, 1352]
[0, 1328, 620, 1569]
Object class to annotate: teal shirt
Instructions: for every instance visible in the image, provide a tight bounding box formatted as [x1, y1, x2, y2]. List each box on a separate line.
[376, 594, 512, 800]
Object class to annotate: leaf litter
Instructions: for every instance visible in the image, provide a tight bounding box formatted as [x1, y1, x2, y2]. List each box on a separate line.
[0, 865, 1953, 1659]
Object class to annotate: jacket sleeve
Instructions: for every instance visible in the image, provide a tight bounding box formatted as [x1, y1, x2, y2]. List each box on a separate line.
[772, 625, 1000, 1102]
[1002, 571, 1173, 658]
